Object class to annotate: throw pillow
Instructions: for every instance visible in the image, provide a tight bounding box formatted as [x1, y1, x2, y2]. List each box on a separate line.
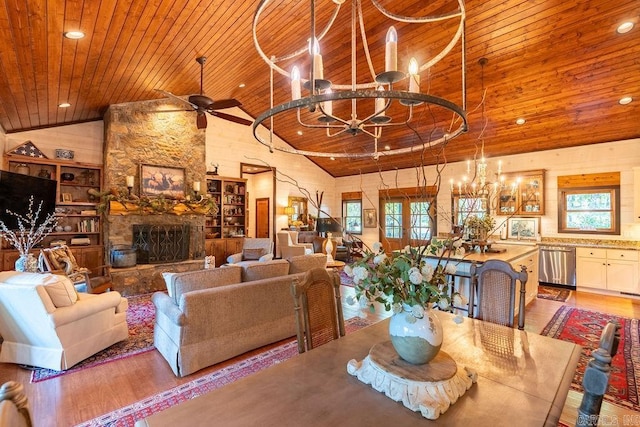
[259, 253, 274, 262]
[43, 275, 78, 307]
[243, 248, 265, 261]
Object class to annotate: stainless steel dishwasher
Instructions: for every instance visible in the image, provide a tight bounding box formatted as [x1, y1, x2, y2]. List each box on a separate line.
[539, 245, 576, 288]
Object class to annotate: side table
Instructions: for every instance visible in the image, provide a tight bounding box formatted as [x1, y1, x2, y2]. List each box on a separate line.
[325, 260, 345, 270]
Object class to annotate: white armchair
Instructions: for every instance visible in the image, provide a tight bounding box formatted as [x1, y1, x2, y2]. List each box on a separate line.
[226, 238, 274, 266]
[277, 231, 313, 260]
[0, 271, 128, 371]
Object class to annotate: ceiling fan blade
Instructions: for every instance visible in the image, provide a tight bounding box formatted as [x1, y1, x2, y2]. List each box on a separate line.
[208, 98, 242, 110]
[196, 112, 208, 129]
[210, 111, 252, 126]
[155, 89, 197, 110]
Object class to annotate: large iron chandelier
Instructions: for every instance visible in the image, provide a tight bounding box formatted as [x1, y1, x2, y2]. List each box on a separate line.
[252, 0, 468, 159]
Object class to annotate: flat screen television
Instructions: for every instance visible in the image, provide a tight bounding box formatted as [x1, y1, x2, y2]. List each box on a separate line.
[0, 170, 58, 230]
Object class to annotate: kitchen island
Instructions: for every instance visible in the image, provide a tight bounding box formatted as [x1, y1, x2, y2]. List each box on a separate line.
[425, 242, 539, 314]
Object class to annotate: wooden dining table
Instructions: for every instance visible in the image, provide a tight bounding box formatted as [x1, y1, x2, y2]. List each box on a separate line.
[136, 311, 581, 427]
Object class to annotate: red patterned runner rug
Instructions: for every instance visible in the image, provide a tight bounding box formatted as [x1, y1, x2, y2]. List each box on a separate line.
[31, 293, 156, 383]
[540, 305, 640, 411]
[537, 285, 571, 302]
[75, 317, 372, 426]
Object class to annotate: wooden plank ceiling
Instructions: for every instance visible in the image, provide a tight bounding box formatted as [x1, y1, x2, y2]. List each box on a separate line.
[0, 0, 638, 177]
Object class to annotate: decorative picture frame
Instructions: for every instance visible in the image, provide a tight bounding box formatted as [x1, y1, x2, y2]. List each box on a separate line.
[140, 164, 185, 198]
[363, 208, 377, 228]
[507, 217, 539, 240]
[61, 193, 73, 202]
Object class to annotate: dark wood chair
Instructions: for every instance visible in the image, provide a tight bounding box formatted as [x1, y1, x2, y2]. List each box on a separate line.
[469, 259, 528, 330]
[291, 267, 345, 353]
[576, 321, 621, 427]
[0, 381, 32, 427]
[38, 245, 112, 294]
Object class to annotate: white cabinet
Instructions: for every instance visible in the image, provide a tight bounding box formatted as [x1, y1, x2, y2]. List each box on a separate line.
[577, 248, 639, 293]
[511, 249, 539, 306]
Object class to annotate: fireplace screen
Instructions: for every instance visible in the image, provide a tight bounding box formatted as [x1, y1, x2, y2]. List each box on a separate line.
[133, 224, 190, 264]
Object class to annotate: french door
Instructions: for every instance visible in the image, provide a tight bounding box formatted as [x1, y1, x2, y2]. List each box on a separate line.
[379, 187, 437, 253]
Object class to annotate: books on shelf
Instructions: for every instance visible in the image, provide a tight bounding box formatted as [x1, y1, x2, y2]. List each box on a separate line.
[77, 218, 99, 233]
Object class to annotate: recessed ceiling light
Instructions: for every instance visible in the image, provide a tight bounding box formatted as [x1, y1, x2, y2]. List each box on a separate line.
[58, 102, 71, 108]
[616, 22, 634, 34]
[515, 118, 526, 125]
[384, 145, 391, 150]
[238, 83, 246, 88]
[330, 156, 335, 161]
[297, 130, 303, 136]
[619, 96, 633, 105]
[64, 31, 85, 39]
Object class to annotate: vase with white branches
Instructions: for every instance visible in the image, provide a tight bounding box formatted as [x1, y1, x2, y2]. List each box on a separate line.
[0, 196, 58, 272]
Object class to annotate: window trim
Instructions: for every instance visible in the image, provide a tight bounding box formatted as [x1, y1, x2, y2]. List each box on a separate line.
[557, 186, 620, 234]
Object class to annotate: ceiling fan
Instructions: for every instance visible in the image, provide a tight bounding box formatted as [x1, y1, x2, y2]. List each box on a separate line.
[156, 56, 252, 129]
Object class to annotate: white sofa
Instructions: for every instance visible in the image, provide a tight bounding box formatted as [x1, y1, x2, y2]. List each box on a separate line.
[0, 271, 128, 371]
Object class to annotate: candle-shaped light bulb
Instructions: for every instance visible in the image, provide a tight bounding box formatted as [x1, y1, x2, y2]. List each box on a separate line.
[385, 26, 397, 72]
[291, 66, 301, 101]
[323, 89, 333, 116]
[497, 160, 502, 175]
[449, 178, 454, 192]
[193, 181, 201, 192]
[126, 175, 134, 188]
[375, 86, 386, 114]
[408, 58, 420, 93]
[310, 38, 323, 80]
[458, 182, 462, 194]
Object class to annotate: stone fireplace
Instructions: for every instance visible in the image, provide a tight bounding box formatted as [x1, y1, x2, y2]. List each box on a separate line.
[102, 99, 208, 294]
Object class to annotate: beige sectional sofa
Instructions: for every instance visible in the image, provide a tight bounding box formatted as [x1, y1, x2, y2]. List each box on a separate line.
[153, 254, 327, 377]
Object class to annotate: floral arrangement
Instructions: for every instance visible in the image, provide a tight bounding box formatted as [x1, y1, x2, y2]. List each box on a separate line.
[465, 214, 495, 240]
[345, 240, 467, 321]
[0, 196, 58, 255]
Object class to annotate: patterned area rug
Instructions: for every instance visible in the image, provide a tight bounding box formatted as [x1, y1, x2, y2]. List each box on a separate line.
[31, 293, 156, 383]
[76, 317, 372, 427]
[537, 285, 571, 302]
[541, 305, 640, 411]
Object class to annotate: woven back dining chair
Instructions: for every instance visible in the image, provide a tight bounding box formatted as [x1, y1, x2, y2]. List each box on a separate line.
[576, 321, 620, 427]
[469, 259, 528, 330]
[291, 267, 345, 353]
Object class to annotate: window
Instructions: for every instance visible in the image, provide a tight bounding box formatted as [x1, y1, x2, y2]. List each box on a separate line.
[559, 188, 619, 234]
[343, 200, 362, 234]
[384, 202, 402, 239]
[410, 201, 433, 240]
[452, 195, 488, 226]
[557, 172, 620, 235]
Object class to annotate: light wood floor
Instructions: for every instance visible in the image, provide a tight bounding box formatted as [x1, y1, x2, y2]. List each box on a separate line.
[1, 287, 639, 426]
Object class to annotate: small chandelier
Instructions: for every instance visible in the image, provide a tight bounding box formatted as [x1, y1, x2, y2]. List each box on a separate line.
[451, 58, 512, 213]
[252, 0, 468, 159]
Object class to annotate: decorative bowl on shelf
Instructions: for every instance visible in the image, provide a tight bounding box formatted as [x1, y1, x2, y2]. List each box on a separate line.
[60, 173, 75, 182]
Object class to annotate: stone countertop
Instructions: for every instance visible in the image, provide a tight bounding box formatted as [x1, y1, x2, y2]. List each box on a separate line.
[538, 237, 640, 251]
[427, 243, 538, 266]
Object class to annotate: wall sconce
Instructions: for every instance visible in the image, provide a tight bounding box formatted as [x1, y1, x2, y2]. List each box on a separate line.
[284, 206, 295, 216]
[126, 175, 134, 196]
